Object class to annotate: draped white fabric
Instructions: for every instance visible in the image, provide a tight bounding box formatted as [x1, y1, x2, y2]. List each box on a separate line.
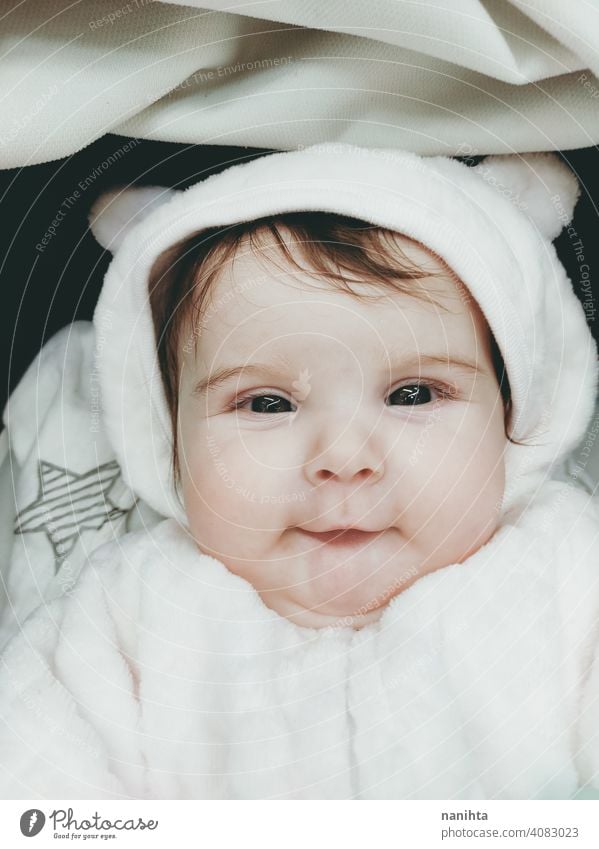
[2, 0, 599, 168]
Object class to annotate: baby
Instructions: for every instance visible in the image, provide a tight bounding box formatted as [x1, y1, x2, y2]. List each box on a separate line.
[152, 212, 508, 630]
[1, 144, 598, 800]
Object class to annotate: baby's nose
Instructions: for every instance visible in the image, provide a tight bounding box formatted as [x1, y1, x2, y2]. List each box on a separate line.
[304, 424, 384, 487]
[312, 463, 382, 485]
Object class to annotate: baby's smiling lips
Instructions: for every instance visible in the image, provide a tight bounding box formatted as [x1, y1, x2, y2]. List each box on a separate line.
[298, 528, 384, 546]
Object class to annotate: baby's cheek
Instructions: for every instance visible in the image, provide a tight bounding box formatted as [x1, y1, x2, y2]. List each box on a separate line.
[183, 439, 289, 531]
[406, 422, 505, 547]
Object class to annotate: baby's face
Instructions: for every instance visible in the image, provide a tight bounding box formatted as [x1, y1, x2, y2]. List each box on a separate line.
[178, 232, 506, 629]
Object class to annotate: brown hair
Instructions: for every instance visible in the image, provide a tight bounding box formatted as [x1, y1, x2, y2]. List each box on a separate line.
[148, 212, 513, 482]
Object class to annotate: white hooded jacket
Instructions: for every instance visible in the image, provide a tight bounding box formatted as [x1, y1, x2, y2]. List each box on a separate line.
[1, 145, 598, 799]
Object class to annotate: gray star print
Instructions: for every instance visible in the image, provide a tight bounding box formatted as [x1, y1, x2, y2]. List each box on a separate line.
[14, 459, 132, 565]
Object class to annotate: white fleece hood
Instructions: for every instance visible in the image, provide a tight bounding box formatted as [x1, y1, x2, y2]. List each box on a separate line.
[89, 144, 598, 524]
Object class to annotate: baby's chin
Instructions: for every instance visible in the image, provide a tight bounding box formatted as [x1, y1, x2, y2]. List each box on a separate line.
[193, 527, 480, 630]
[256, 540, 427, 630]
[260, 595, 389, 631]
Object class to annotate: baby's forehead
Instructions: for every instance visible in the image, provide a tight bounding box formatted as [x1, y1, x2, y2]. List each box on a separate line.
[196, 235, 492, 362]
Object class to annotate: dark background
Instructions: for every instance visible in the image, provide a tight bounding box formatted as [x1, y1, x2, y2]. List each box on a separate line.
[1, 136, 598, 414]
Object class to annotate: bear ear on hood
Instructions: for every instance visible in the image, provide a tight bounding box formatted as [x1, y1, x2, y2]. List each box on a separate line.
[88, 185, 178, 252]
[472, 152, 580, 241]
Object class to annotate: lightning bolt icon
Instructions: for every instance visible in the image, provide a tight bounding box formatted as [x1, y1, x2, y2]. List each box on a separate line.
[29, 812, 38, 833]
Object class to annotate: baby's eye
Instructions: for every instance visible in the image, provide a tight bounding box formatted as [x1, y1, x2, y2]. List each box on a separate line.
[236, 393, 296, 414]
[387, 383, 440, 406]
[231, 383, 455, 414]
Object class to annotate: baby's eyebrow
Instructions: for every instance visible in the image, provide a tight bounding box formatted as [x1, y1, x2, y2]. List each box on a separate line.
[193, 353, 482, 397]
[385, 353, 483, 375]
[193, 362, 290, 397]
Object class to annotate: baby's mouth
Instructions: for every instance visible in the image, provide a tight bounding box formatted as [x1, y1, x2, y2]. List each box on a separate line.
[298, 528, 384, 547]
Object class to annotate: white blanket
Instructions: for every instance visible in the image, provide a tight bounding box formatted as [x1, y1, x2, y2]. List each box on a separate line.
[1, 480, 599, 799]
[2, 1, 599, 168]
